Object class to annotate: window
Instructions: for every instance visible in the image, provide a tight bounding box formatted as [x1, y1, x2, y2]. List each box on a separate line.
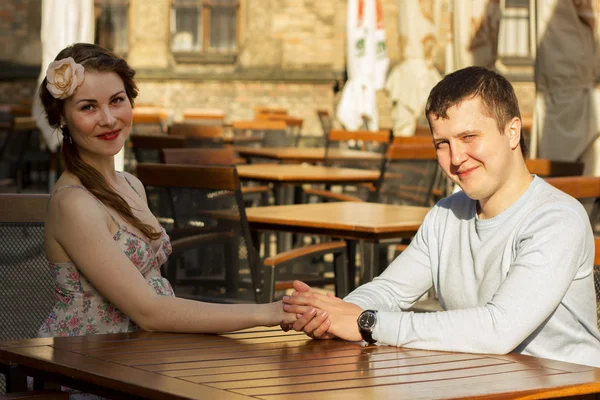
[497, 0, 533, 64]
[94, 0, 129, 56]
[171, 0, 239, 62]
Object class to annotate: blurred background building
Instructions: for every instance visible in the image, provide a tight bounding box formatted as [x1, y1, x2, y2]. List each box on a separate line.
[1, 0, 599, 153]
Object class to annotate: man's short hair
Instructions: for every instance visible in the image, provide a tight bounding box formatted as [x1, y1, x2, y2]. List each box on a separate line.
[425, 66, 527, 157]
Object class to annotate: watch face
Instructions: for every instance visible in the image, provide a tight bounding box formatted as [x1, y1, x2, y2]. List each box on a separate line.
[358, 311, 376, 329]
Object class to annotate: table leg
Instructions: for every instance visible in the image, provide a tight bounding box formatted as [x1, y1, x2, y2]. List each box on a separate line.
[360, 241, 382, 285]
[274, 184, 294, 253]
[346, 240, 357, 290]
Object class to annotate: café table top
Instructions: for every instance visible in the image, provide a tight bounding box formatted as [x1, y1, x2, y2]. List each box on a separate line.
[245, 201, 429, 241]
[236, 164, 380, 185]
[235, 146, 383, 163]
[1, 327, 598, 399]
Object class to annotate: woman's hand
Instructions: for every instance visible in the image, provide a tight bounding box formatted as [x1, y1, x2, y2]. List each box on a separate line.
[282, 285, 363, 342]
[265, 301, 297, 327]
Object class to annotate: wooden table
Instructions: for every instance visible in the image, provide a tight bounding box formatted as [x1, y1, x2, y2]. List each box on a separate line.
[246, 202, 430, 288]
[1, 328, 599, 399]
[236, 164, 380, 207]
[235, 147, 383, 164]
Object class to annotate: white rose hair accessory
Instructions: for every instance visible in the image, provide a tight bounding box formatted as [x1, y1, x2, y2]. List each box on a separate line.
[45, 57, 85, 100]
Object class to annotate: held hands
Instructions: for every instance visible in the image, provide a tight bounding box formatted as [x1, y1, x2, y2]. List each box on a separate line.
[281, 281, 363, 342]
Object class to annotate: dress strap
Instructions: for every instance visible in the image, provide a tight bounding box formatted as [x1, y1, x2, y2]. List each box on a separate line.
[120, 171, 143, 199]
[49, 185, 121, 228]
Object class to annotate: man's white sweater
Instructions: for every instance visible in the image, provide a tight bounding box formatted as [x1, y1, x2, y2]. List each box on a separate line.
[346, 176, 600, 367]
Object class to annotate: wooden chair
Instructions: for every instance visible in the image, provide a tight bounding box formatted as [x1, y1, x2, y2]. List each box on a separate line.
[182, 110, 225, 126]
[316, 110, 332, 135]
[0, 194, 64, 395]
[231, 120, 290, 148]
[161, 148, 270, 206]
[545, 176, 600, 233]
[324, 129, 393, 163]
[392, 135, 433, 146]
[0, 117, 49, 192]
[373, 143, 441, 206]
[131, 111, 165, 135]
[254, 106, 287, 118]
[136, 163, 349, 303]
[129, 134, 187, 164]
[526, 159, 584, 177]
[301, 129, 392, 201]
[168, 123, 225, 148]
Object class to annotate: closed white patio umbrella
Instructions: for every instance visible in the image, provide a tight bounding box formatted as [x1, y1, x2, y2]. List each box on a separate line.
[337, 0, 389, 132]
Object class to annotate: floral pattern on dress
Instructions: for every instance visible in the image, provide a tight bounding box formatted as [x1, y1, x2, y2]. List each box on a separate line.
[39, 226, 174, 338]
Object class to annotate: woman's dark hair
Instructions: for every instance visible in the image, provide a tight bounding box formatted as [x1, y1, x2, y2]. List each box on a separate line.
[40, 43, 160, 240]
[425, 66, 527, 157]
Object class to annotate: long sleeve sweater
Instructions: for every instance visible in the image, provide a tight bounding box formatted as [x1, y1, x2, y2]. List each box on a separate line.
[345, 176, 600, 367]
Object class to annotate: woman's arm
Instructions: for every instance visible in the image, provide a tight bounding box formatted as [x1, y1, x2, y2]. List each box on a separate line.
[47, 189, 294, 333]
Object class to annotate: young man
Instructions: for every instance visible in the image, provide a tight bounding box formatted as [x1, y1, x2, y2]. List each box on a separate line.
[282, 66, 600, 367]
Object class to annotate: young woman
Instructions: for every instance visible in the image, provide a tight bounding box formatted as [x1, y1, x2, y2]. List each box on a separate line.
[39, 43, 294, 337]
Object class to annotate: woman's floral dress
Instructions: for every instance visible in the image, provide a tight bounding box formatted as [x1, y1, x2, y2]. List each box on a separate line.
[39, 183, 175, 337]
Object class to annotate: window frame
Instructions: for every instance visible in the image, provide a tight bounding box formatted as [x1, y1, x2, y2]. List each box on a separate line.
[170, 0, 241, 64]
[94, 0, 130, 57]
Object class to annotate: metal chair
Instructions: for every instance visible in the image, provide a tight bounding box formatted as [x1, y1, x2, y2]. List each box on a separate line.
[136, 163, 349, 303]
[0, 194, 55, 394]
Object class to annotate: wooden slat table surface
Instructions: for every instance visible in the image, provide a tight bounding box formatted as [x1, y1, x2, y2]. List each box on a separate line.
[245, 201, 429, 241]
[1, 328, 599, 399]
[236, 164, 380, 185]
[235, 147, 383, 163]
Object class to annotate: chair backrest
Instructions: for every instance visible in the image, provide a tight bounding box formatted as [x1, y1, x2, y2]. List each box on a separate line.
[0, 117, 39, 183]
[0, 194, 54, 342]
[254, 106, 287, 118]
[372, 143, 441, 206]
[136, 163, 259, 302]
[324, 129, 393, 169]
[182, 110, 225, 126]
[544, 176, 600, 199]
[169, 123, 225, 148]
[316, 110, 332, 136]
[525, 159, 584, 177]
[162, 147, 236, 166]
[392, 135, 433, 146]
[131, 111, 165, 135]
[546, 176, 600, 237]
[129, 134, 187, 163]
[232, 120, 290, 147]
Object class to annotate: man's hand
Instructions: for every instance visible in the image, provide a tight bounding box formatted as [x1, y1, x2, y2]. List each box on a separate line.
[282, 281, 363, 342]
[279, 281, 333, 338]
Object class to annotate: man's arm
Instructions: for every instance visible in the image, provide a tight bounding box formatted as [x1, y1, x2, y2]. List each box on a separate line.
[285, 207, 438, 337]
[286, 206, 592, 353]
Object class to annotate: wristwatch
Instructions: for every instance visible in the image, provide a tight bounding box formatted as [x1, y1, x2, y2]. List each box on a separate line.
[357, 309, 378, 344]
